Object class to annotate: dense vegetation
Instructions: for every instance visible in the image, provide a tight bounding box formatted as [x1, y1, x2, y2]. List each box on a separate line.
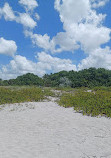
[0, 68, 111, 88]
[0, 87, 42, 105]
[0, 87, 54, 105]
[0, 68, 111, 118]
[43, 68, 111, 88]
[1, 73, 43, 86]
[59, 88, 111, 117]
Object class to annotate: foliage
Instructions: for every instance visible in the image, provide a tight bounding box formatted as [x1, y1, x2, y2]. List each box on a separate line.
[59, 77, 72, 87]
[59, 89, 111, 117]
[3, 73, 44, 86]
[0, 87, 44, 105]
[0, 86, 56, 105]
[42, 88, 55, 97]
[43, 68, 111, 88]
[92, 86, 111, 92]
[1, 68, 111, 88]
[43, 71, 69, 87]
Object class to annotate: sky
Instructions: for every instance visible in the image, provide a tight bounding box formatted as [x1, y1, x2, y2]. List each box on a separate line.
[0, 0, 111, 80]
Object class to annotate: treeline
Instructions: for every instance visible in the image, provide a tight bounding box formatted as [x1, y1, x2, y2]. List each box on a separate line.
[0, 73, 43, 86]
[0, 68, 111, 88]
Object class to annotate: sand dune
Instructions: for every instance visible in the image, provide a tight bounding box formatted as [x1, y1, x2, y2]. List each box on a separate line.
[0, 101, 111, 158]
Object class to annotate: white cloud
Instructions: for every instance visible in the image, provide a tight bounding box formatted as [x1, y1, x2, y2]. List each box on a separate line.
[10, 55, 38, 74]
[0, 52, 77, 80]
[36, 52, 77, 73]
[91, 0, 109, 8]
[54, 0, 106, 26]
[51, 0, 111, 71]
[19, 0, 38, 11]
[26, 0, 110, 54]
[0, 3, 16, 21]
[24, 31, 55, 51]
[0, 0, 111, 76]
[52, 32, 79, 53]
[78, 47, 111, 70]
[55, 0, 90, 24]
[1, 48, 111, 79]
[0, 3, 37, 29]
[32, 34, 53, 50]
[24, 30, 79, 53]
[0, 55, 41, 80]
[17, 13, 37, 29]
[35, 13, 40, 20]
[0, 37, 17, 56]
[75, 23, 110, 53]
[53, 0, 111, 54]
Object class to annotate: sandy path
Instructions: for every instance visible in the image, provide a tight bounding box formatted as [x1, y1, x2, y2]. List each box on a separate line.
[0, 102, 111, 158]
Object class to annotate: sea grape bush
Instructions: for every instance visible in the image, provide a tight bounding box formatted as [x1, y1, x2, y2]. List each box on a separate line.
[0, 87, 54, 105]
[59, 89, 111, 117]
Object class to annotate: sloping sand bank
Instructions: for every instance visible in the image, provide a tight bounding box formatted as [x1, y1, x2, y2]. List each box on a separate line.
[0, 102, 111, 158]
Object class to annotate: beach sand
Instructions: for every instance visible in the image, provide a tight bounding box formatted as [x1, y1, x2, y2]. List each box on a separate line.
[0, 101, 111, 158]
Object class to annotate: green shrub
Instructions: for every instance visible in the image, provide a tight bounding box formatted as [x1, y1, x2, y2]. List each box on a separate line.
[59, 90, 111, 117]
[0, 87, 44, 105]
[42, 88, 55, 97]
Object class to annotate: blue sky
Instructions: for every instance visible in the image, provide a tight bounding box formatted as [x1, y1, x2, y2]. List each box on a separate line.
[0, 0, 111, 79]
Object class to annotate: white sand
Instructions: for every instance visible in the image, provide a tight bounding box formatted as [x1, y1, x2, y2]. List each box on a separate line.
[0, 101, 111, 158]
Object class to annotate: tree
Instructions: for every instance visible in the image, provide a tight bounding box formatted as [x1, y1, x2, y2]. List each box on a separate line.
[59, 77, 72, 87]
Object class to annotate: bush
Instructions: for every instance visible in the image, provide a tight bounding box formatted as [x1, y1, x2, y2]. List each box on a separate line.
[59, 89, 111, 117]
[0, 87, 44, 105]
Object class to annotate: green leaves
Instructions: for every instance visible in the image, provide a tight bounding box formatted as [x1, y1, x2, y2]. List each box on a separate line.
[0, 87, 44, 105]
[1, 68, 111, 88]
[59, 89, 111, 117]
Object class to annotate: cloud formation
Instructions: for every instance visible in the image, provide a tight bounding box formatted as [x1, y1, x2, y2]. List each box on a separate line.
[78, 47, 111, 70]
[0, 0, 111, 79]
[17, 13, 37, 29]
[54, 0, 111, 53]
[19, 0, 38, 11]
[27, 0, 110, 54]
[0, 3, 16, 21]
[0, 2, 38, 29]
[0, 37, 17, 56]
[0, 52, 77, 79]
[24, 30, 55, 51]
[36, 52, 77, 73]
[91, 0, 109, 8]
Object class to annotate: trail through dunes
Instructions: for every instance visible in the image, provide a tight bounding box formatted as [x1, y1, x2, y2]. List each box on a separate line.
[0, 101, 111, 158]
